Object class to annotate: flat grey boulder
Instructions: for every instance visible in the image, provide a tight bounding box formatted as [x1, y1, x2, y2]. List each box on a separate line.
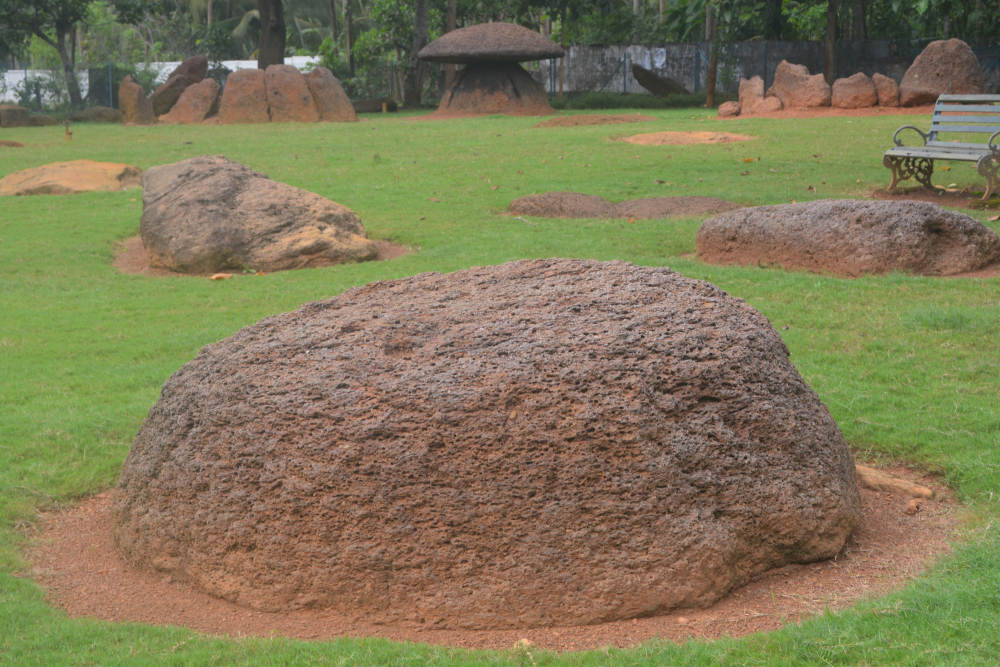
[697, 199, 1000, 277]
[140, 156, 377, 273]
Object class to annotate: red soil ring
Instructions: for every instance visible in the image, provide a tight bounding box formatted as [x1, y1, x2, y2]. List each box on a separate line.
[112, 236, 412, 277]
[534, 114, 658, 128]
[621, 131, 755, 146]
[28, 465, 956, 651]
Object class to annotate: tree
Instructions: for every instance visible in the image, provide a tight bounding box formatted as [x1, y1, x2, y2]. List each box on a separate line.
[0, 0, 90, 106]
[824, 0, 835, 84]
[404, 0, 430, 108]
[257, 0, 284, 69]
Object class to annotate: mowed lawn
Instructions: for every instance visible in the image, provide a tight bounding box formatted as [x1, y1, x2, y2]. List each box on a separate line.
[1, 109, 999, 666]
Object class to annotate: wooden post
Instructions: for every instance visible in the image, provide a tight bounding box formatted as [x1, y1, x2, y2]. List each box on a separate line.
[824, 0, 836, 85]
[444, 0, 457, 89]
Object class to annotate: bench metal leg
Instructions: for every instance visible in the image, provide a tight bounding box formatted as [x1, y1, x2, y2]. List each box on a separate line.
[883, 155, 935, 191]
[979, 154, 999, 201]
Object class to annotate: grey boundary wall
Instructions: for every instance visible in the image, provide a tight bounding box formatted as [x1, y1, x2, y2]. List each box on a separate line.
[530, 40, 1000, 97]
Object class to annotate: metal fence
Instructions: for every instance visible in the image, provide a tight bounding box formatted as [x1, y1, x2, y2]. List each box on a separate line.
[530, 39, 1000, 99]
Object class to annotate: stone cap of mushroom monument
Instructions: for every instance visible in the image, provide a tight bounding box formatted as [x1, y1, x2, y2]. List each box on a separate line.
[419, 23, 564, 116]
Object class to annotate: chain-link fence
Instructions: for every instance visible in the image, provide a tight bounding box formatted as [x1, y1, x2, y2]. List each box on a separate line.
[4, 39, 999, 113]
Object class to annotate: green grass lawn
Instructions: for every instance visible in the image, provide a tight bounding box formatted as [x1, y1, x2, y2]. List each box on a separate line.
[1, 109, 1000, 666]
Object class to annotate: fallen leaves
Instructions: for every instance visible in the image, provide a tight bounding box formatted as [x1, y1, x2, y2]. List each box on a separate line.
[428, 197, 440, 202]
[988, 214, 1000, 221]
[940, 165, 951, 171]
[740, 171, 750, 176]
[491, 186, 499, 191]
[806, 185, 816, 192]
[209, 273, 233, 281]
[742, 157, 760, 163]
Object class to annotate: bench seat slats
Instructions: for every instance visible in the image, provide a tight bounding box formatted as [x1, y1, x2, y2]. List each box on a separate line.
[931, 124, 1000, 134]
[932, 115, 1000, 124]
[937, 94, 1000, 103]
[885, 149, 991, 160]
[926, 140, 999, 150]
[935, 104, 1000, 113]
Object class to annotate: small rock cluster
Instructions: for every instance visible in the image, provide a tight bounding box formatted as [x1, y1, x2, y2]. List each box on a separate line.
[119, 59, 357, 125]
[721, 38, 983, 117]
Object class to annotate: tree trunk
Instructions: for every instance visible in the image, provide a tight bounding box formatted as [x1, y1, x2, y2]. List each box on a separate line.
[824, 0, 836, 85]
[207, 0, 214, 26]
[705, 3, 717, 108]
[329, 0, 338, 42]
[659, 0, 665, 22]
[852, 0, 865, 39]
[943, 15, 952, 39]
[41, 26, 83, 107]
[257, 0, 285, 70]
[765, 0, 784, 39]
[404, 0, 430, 109]
[444, 0, 456, 89]
[633, 0, 641, 14]
[559, 3, 566, 100]
[346, 0, 354, 74]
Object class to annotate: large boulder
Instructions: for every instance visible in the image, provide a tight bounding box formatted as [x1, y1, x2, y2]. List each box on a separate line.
[159, 78, 220, 124]
[766, 61, 831, 108]
[697, 200, 1000, 277]
[0, 160, 141, 196]
[0, 104, 30, 127]
[739, 77, 782, 115]
[872, 73, 900, 107]
[118, 75, 157, 125]
[150, 56, 208, 116]
[111, 258, 861, 630]
[68, 106, 123, 123]
[832, 73, 878, 108]
[899, 39, 983, 107]
[139, 156, 376, 273]
[264, 64, 320, 123]
[304, 67, 358, 122]
[631, 65, 690, 96]
[718, 101, 740, 117]
[218, 69, 271, 124]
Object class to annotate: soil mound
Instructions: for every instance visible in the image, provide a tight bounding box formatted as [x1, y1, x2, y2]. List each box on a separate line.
[68, 106, 123, 123]
[534, 113, 656, 128]
[697, 199, 1000, 277]
[139, 156, 377, 273]
[621, 131, 755, 146]
[509, 192, 740, 219]
[112, 258, 859, 630]
[0, 160, 141, 196]
[36, 465, 952, 650]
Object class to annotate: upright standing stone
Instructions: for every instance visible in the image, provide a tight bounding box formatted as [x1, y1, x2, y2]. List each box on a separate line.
[832, 73, 878, 108]
[871, 73, 900, 107]
[159, 78, 221, 124]
[304, 67, 358, 122]
[264, 64, 320, 123]
[150, 56, 209, 116]
[118, 75, 157, 125]
[218, 69, 271, 124]
[766, 61, 832, 108]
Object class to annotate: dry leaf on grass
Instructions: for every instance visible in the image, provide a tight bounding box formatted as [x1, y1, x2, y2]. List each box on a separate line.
[428, 197, 440, 202]
[988, 214, 1000, 221]
[209, 273, 233, 281]
[741, 171, 750, 176]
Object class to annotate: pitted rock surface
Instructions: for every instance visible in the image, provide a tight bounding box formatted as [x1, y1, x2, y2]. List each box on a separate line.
[112, 258, 860, 630]
[119, 75, 157, 125]
[264, 64, 320, 123]
[766, 61, 831, 108]
[151, 56, 208, 116]
[871, 73, 899, 107]
[832, 73, 877, 108]
[697, 199, 1000, 277]
[218, 69, 270, 124]
[304, 67, 358, 122]
[418, 22, 564, 64]
[139, 156, 376, 273]
[899, 39, 983, 107]
[159, 78, 220, 124]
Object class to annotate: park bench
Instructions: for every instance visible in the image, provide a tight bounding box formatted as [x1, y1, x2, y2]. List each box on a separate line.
[883, 94, 1000, 200]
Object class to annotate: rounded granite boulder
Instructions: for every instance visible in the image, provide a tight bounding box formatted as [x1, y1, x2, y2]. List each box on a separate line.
[112, 259, 860, 630]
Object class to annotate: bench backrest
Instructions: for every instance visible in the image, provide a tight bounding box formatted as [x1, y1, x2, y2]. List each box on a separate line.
[929, 94, 1000, 148]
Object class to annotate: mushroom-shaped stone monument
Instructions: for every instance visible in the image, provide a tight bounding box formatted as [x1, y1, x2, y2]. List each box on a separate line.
[418, 22, 563, 116]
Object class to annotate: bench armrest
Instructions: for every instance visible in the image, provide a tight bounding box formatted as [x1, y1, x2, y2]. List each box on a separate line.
[893, 126, 930, 147]
[990, 130, 1000, 154]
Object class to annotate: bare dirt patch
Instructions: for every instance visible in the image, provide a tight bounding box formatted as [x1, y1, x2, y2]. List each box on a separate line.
[534, 113, 658, 128]
[113, 235, 411, 277]
[621, 131, 755, 146]
[0, 140, 24, 148]
[30, 465, 956, 652]
[719, 104, 937, 120]
[510, 191, 740, 219]
[873, 186, 1000, 212]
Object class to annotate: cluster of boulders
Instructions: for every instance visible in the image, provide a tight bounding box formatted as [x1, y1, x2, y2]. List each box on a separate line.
[721, 38, 985, 117]
[119, 57, 357, 125]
